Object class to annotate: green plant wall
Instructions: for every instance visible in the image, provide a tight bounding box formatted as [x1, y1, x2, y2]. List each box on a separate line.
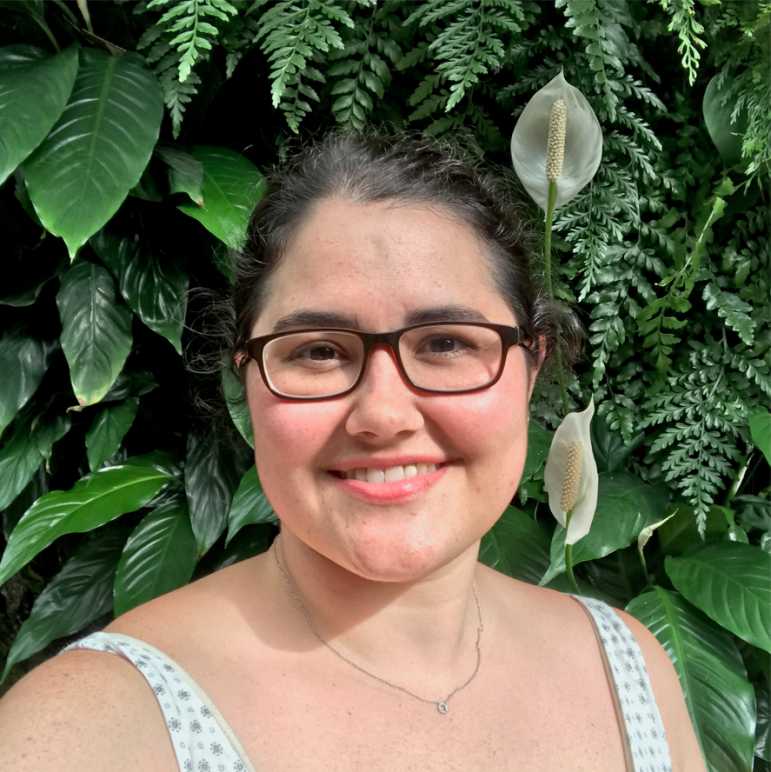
[0, 2, 768, 770]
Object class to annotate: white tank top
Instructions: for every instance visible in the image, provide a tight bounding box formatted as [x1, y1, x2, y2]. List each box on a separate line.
[62, 595, 672, 772]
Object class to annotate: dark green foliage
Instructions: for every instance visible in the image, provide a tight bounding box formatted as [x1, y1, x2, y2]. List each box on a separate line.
[0, 3, 769, 768]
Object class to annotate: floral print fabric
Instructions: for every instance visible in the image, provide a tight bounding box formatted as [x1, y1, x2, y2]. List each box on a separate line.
[63, 597, 671, 772]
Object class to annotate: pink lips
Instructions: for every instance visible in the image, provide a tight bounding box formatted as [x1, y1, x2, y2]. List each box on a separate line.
[330, 464, 448, 503]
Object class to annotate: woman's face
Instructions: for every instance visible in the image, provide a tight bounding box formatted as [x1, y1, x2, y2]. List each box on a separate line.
[246, 198, 534, 582]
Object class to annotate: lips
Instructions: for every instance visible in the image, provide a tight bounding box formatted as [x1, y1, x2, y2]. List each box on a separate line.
[330, 461, 448, 503]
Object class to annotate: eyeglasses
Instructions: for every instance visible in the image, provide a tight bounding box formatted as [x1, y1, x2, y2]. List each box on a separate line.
[239, 322, 533, 401]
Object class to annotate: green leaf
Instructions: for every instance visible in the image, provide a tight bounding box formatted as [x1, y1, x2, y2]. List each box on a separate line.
[85, 398, 139, 472]
[0, 329, 54, 436]
[155, 144, 204, 205]
[177, 147, 265, 249]
[222, 366, 253, 448]
[590, 410, 643, 473]
[749, 407, 771, 466]
[185, 433, 250, 555]
[540, 471, 669, 584]
[226, 465, 277, 545]
[91, 228, 189, 355]
[196, 524, 272, 576]
[113, 498, 198, 616]
[56, 260, 133, 407]
[24, 49, 164, 258]
[657, 503, 728, 556]
[0, 456, 173, 586]
[0, 401, 70, 510]
[627, 588, 755, 772]
[665, 542, 771, 653]
[757, 682, 770, 762]
[1, 523, 130, 682]
[0, 423, 44, 512]
[0, 45, 78, 185]
[520, 420, 551, 483]
[478, 506, 551, 585]
[703, 75, 748, 168]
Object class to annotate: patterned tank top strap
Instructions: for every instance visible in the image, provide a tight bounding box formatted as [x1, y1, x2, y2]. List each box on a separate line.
[570, 595, 673, 772]
[61, 632, 257, 772]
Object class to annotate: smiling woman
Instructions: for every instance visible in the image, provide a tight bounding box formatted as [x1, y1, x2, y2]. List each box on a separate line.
[0, 133, 705, 772]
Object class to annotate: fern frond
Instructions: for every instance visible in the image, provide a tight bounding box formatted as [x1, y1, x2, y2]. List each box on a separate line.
[656, 0, 707, 86]
[328, 4, 402, 131]
[148, 0, 238, 81]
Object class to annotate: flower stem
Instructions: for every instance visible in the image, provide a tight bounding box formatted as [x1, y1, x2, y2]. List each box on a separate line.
[543, 180, 570, 415]
[564, 510, 580, 595]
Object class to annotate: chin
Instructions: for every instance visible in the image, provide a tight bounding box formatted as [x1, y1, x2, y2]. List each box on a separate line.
[341, 531, 464, 583]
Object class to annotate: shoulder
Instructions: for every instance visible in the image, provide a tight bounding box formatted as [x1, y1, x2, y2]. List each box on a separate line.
[612, 608, 707, 772]
[0, 645, 178, 772]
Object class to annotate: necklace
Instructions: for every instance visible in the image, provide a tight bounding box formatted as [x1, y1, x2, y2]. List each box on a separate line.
[272, 539, 484, 714]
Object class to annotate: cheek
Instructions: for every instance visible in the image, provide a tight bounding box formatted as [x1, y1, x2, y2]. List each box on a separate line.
[247, 384, 342, 472]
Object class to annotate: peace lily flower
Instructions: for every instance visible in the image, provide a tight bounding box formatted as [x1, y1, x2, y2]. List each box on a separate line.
[544, 397, 598, 546]
[510, 73, 602, 417]
[510, 71, 603, 211]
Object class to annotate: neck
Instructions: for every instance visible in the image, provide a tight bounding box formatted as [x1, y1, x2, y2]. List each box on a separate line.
[272, 529, 484, 688]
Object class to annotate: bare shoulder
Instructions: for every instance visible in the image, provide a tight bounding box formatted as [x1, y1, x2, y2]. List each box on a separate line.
[613, 608, 707, 772]
[0, 647, 178, 772]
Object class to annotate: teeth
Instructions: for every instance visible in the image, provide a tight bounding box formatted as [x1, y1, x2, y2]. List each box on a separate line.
[367, 468, 385, 484]
[341, 463, 438, 483]
[384, 466, 405, 483]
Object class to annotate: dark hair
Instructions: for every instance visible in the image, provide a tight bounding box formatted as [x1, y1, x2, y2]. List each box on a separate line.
[232, 131, 580, 374]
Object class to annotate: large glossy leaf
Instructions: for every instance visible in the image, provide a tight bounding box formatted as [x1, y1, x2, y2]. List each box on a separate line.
[222, 366, 253, 448]
[185, 432, 251, 555]
[590, 410, 644, 473]
[627, 588, 755, 772]
[757, 683, 770, 762]
[478, 506, 551, 585]
[24, 49, 163, 258]
[56, 260, 133, 406]
[177, 147, 265, 249]
[85, 398, 139, 472]
[156, 145, 204, 205]
[91, 228, 189, 355]
[0, 423, 44, 512]
[113, 498, 198, 616]
[1, 524, 130, 682]
[657, 502, 728, 556]
[0, 329, 54, 436]
[749, 406, 771, 466]
[541, 471, 669, 584]
[0, 401, 70, 510]
[197, 524, 273, 577]
[703, 75, 748, 168]
[666, 542, 771, 653]
[520, 420, 551, 483]
[226, 465, 278, 545]
[0, 455, 173, 586]
[0, 45, 78, 185]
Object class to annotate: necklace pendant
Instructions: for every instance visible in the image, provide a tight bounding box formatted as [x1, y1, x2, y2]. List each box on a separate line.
[437, 702, 448, 714]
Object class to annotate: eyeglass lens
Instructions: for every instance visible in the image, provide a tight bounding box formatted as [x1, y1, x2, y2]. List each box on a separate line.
[262, 324, 504, 398]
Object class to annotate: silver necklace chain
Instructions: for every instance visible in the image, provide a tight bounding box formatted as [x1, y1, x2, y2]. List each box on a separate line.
[272, 540, 484, 714]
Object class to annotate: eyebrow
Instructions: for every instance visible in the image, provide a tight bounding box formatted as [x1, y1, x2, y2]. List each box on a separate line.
[271, 305, 489, 334]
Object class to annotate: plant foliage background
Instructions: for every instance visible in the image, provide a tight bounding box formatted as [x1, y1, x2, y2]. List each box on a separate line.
[0, 1, 769, 770]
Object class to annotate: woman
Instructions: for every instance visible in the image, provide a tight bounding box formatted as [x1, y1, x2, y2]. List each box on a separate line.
[0, 133, 705, 771]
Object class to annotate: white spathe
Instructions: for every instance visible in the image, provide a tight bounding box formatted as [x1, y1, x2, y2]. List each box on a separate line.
[543, 398, 598, 545]
[510, 71, 603, 210]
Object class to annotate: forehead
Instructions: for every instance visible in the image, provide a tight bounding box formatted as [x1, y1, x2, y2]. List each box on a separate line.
[252, 198, 515, 335]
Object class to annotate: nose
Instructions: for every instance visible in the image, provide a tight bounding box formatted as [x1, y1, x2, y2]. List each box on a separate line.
[344, 344, 425, 440]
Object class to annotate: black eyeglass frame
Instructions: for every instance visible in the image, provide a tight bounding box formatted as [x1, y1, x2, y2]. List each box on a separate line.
[239, 322, 535, 402]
